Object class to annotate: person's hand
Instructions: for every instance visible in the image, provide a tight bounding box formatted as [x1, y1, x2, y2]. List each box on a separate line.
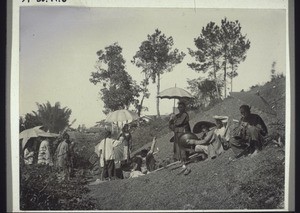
[186, 139, 195, 145]
[169, 113, 175, 121]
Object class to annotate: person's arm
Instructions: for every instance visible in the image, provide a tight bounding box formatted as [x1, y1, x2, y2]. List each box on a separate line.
[256, 115, 268, 136]
[187, 130, 214, 145]
[174, 113, 189, 127]
[197, 130, 214, 145]
[148, 137, 157, 155]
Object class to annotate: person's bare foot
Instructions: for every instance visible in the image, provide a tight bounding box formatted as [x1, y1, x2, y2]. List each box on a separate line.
[250, 150, 259, 158]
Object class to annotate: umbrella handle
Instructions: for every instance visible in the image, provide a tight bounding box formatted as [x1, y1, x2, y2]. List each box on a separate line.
[173, 99, 175, 113]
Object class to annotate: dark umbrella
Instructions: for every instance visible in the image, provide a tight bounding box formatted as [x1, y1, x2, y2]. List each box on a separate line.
[192, 121, 216, 134]
[230, 92, 276, 115]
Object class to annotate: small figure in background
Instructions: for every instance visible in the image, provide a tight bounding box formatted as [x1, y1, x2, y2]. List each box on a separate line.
[97, 130, 116, 181]
[55, 133, 71, 181]
[37, 137, 53, 166]
[69, 139, 76, 177]
[118, 124, 132, 163]
[24, 140, 35, 165]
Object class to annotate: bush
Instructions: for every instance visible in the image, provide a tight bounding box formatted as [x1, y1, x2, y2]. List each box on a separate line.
[20, 164, 96, 210]
[238, 162, 285, 209]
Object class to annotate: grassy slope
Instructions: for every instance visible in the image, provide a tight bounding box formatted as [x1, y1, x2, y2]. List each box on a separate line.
[88, 144, 285, 210]
[86, 77, 286, 210]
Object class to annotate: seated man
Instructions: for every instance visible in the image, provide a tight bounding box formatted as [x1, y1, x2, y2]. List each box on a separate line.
[229, 104, 268, 158]
[213, 116, 231, 150]
[130, 137, 159, 177]
[186, 123, 224, 160]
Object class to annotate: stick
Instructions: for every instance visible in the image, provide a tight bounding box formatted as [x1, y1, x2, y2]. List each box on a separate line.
[151, 160, 180, 173]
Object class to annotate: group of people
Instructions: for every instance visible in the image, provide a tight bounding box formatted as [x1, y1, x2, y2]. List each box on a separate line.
[23, 133, 76, 181]
[169, 101, 268, 175]
[93, 123, 160, 183]
[93, 101, 268, 182]
[94, 124, 133, 182]
[25, 101, 267, 183]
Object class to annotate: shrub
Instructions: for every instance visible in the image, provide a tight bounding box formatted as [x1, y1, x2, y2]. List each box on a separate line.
[20, 164, 96, 210]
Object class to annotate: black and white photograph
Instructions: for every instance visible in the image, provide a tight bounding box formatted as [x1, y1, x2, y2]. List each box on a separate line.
[9, 0, 293, 211]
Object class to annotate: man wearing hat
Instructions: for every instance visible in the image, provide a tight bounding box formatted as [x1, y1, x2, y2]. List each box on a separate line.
[230, 104, 268, 158]
[213, 116, 231, 150]
[186, 122, 224, 160]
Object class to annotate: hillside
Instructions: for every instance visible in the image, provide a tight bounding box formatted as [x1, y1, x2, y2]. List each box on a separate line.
[86, 77, 287, 210]
[88, 144, 285, 210]
[139, 77, 285, 163]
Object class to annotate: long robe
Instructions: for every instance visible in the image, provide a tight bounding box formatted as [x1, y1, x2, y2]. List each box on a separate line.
[169, 111, 191, 161]
[55, 140, 69, 169]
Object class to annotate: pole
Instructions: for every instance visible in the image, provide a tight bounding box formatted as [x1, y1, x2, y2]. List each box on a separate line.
[173, 83, 176, 113]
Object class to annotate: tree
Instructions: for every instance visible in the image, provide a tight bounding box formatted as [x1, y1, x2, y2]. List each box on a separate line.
[132, 29, 186, 117]
[135, 78, 150, 117]
[187, 77, 222, 109]
[90, 43, 141, 114]
[220, 18, 250, 97]
[188, 22, 223, 99]
[23, 111, 43, 130]
[36, 101, 72, 133]
[22, 101, 72, 133]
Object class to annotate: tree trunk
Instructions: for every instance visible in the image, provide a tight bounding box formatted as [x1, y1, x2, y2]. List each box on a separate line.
[223, 58, 227, 98]
[213, 56, 220, 99]
[156, 72, 161, 117]
[230, 64, 233, 93]
[138, 95, 145, 117]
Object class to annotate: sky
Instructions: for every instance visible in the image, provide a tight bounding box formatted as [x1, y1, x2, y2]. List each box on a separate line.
[19, 4, 287, 128]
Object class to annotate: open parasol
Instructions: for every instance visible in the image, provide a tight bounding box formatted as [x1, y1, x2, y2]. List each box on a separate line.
[105, 109, 139, 132]
[19, 126, 59, 149]
[157, 86, 193, 113]
[157, 87, 193, 99]
[105, 109, 139, 123]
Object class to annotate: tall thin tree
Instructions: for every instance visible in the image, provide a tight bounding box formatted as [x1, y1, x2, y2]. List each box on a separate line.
[188, 22, 223, 99]
[220, 18, 250, 97]
[132, 29, 185, 117]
